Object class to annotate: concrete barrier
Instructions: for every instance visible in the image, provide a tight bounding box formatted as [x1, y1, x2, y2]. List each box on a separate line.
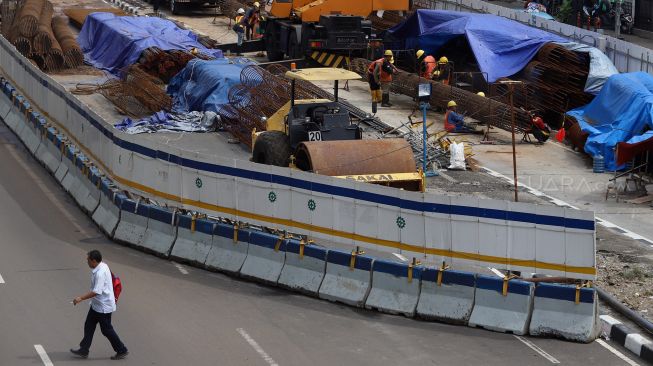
[170, 214, 215, 266]
[91, 181, 122, 238]
[23, 113, 42, 155]
[365, 259, 423, 317]
[0, 80, 11, 118]
[240, 231, 287, 284]
[59, 146, 79, 190]
[468, 275, 534, 335]
[69, 156, 91, 209]
[140, 205, 177, 257]
[529, 283, 600, 342]
[278, 239, 327, 296]
[34, 127, 61, 173]
[113, 197, 149, 247]
[318, 249, 373, 307]
[416, 269, 476, 324]
[3, 94, 23, 131]
[79, 167, 101, 214]
[205, 222, 250, 274]
[53, 137, 70, 183]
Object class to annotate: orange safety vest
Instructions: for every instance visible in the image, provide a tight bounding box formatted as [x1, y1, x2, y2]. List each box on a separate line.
[420, 55, 437, 79]
[367, 58, 393, 82]
[444, 110, 456, 132]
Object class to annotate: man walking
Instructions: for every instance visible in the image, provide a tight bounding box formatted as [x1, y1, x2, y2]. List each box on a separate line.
[70, 250, 128, 360]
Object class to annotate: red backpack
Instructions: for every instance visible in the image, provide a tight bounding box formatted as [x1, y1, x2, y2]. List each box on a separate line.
[111, 272, 122, 304]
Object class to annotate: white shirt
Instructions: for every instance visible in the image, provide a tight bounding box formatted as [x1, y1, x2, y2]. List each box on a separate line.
[90, 262, 116, 313]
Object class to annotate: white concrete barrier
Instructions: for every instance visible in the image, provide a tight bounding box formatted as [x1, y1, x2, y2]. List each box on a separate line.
[529, 283, 600, 342]
[204, 222, 250, 274]
[416, 269, 476, 324]
[91, 186, 122, 238]
[113, 198, 149, 247]
[60, 148, 81, 191]
[69, 157, 91, 209]
[468, 275, 534, 335]
[318, 249, 373, 307]
[23, 114, 41, 155]
[53, 140, 71, 183]
[79, 167, 102, 214]
[365, 259, 422, 317]
[2, 99, 21, 131]
[170, 214, 215, 266]
[240, 231, 287, 284]
[278, 239, 327, 296]
[34, 128, 61, 173]
[140, 206, 177, 257]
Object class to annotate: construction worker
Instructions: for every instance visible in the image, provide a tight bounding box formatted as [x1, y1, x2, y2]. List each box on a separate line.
[416, 49, 437, 79]
[233, 8, 246, 53]
[433, 56, 452, 85]
[526, 113, 551, 143]
[367, 50, 398, 107]
[244, 2, 260, 40]
[444, 100, 472, 132]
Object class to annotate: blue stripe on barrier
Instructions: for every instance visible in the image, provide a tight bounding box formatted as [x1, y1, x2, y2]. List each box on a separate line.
[373, 258, 423, 279]
[148, 206, 174, 224]
[285, 239, 327, 261]
[421, 269, 476, 287]
[476, 275, 532, 296]
[90, 167, 101, 185]
[100, 178, 112, 196]
[534, 283, 594, 304]
[120, 198, 136, 212]
[135, 202, 150, 217]
[248, 231, 287, 251]
[177, 215, 214, 235]
[114, 193, 127, 207]
[213, 222, 250, 242]
[0, 59, 596, 232]
[327, 249, 373, 271]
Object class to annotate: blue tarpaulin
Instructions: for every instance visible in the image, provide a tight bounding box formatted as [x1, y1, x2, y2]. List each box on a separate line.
[389, 10, 567, 82]
[167, 58, 254, 113]
[566, 72, 653, 170]
[78, 12, 223, 73]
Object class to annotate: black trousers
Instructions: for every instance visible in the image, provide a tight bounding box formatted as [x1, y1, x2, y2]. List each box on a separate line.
[79, 308, 127, 354]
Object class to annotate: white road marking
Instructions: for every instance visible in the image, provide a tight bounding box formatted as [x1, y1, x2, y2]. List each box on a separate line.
[513, 335, 560, 364]
[6, 145, 88, 235]
[236, 328, 279, 366]
[482, 166, 653, 244]
[173, 262, 189, 275]
[34, 345, 53, 366]
[393, 253, 408, 262]
[0, 273, 4, 283]
[596, 339, 640, 366]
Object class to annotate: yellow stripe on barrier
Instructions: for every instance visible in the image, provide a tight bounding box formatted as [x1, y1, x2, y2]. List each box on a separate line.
[333, 56, 343, 68]
[575, 284, 581, 304]
[233, 223, 239, 243]
[191, 214, 196, 233]
[317, 52, 328, 64]
[274, 234, 284, 252]
[437, 262, 449, 286]
[324, 54, 335, 67]
[311, 51, 319, 60]
[299, 238, 305, 259]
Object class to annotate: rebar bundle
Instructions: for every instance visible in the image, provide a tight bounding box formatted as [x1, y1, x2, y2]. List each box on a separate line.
[52, 16, 83, 68]
[15, 0, 44, 38]
[0, 0, 21, 38]
[137, 47, 206, 83]
[33, 0, 54, 54]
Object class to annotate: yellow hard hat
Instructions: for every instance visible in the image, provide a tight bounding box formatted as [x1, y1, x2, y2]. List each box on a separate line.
[253, 1, 260, 7]
[476, 91, 485, 97]
[447, 100, 457, 108]
[439, 56, 448, 64]
[416, 49, 425, 58]
[384, 50, 393, 57]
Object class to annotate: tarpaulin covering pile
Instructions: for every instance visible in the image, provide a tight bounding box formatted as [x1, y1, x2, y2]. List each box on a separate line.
[114, 111, 219, 134]
[78, 12, 223, 73]
[388, 10, 616, 91]
[167, 58, 254, 113]
[567, 72, 653, 170]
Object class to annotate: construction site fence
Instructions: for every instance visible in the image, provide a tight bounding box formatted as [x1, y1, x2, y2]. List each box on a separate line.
[413, 0, 653, 76]
[0, 33, 596, 280]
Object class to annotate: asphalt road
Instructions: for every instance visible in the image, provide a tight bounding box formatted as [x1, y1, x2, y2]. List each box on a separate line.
[0, 121, 645, 366]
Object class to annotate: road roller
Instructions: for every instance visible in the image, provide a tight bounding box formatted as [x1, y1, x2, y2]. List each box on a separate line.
[251, 68, 424, 192]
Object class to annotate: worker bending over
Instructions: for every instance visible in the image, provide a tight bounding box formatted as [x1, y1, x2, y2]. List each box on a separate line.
[244, 2, 260, 40]
[368, 50, 398, 107]
[233, 8, 246, 53]
[527, 113, 551, 143]
[416, 50, 437, 79]
[433, 57, 452, 85]
[444, 101, 473, 132]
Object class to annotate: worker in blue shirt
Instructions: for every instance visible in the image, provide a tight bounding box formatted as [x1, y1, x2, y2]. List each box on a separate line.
[444, 100, 473, 132]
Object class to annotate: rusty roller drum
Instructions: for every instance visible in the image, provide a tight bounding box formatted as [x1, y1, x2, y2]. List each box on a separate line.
[294, 139, 416, 176]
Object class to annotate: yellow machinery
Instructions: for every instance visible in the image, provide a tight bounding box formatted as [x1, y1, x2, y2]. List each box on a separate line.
[251, 68, 424, 192]
[263, 0, 410, 61]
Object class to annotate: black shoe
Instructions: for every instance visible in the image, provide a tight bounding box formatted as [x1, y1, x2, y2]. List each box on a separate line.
[70, 348, 88, 358]
[110, 351, 129, 360]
